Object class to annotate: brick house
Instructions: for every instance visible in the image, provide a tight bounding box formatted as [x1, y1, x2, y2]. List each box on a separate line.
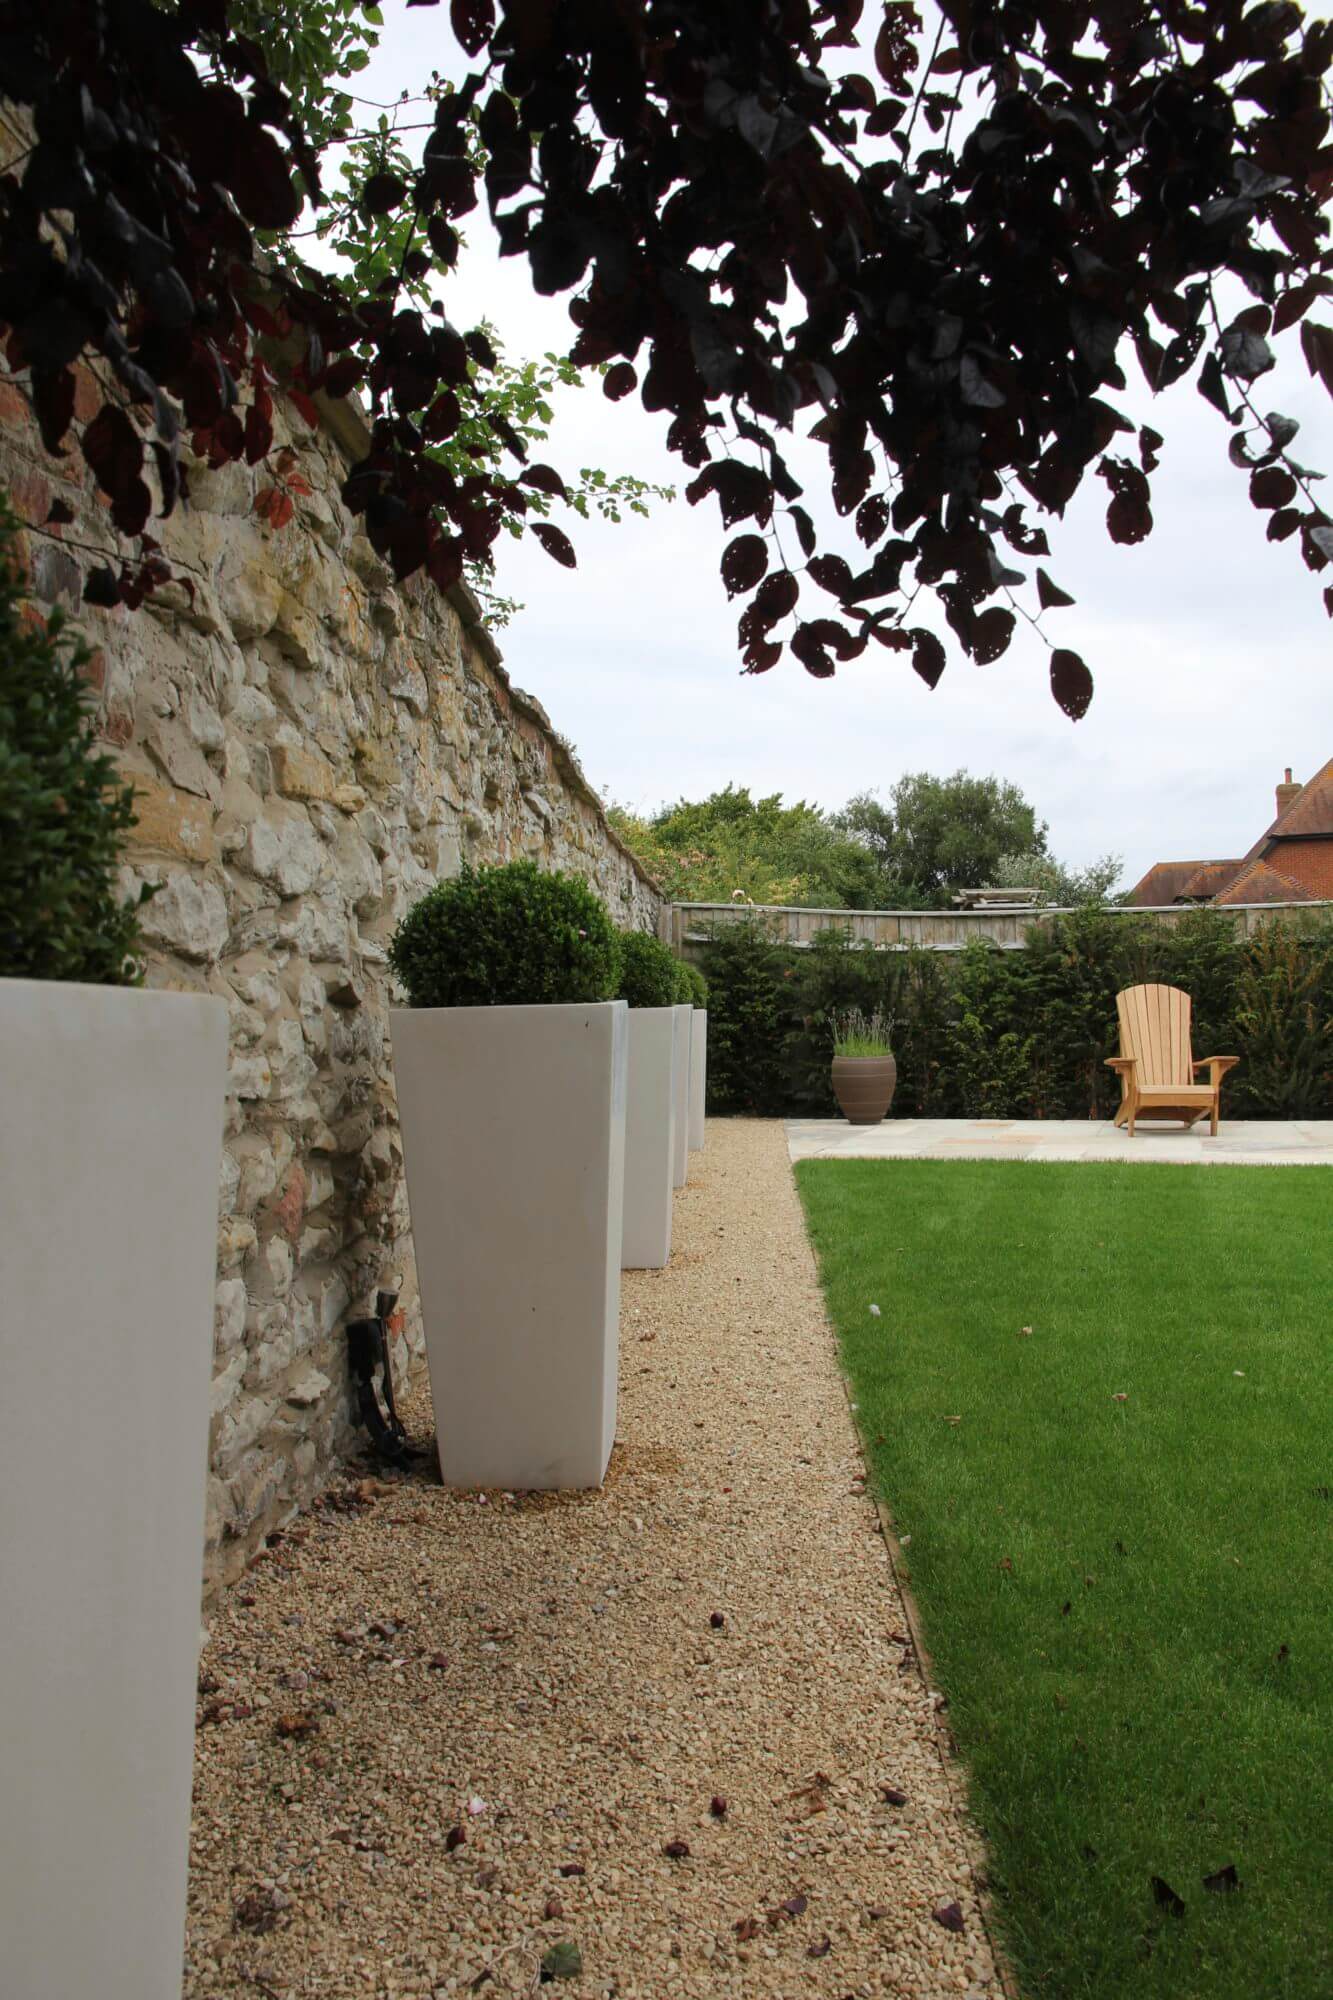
[1125, 762, 1333, 906]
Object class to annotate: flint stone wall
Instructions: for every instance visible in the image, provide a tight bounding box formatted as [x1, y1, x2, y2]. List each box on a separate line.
[0, 364, 662, 1594]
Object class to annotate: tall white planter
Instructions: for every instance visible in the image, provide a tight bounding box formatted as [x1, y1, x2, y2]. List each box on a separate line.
[621, 1007, 676, 1270]
[391, 1000, 627, 1489]
[671, 1004, 691, 1188]
[0, 980, 227, 2000]
[689, 1008, 708, 1153]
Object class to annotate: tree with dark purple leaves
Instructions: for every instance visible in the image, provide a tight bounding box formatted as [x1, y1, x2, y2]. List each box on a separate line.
[2, 0, 1331, 714]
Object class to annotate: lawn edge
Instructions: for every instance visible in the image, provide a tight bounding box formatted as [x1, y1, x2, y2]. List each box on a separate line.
[793, 1159, 1026, 2000]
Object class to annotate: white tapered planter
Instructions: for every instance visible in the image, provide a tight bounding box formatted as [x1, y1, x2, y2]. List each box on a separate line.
[671, 1004, 691, 1188]
[621, 1007, 677, 1270]
[689, 1008, 707, 1152]
[0, 980, 227, 2000]
[391, 1000, 627, 1489]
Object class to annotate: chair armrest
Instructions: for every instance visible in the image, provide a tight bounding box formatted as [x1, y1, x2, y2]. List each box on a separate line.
[1194, 1055, 1239, 1076]
[1105, 1056, 1136, 1073]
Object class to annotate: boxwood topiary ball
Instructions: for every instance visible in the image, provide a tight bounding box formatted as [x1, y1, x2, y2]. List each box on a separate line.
[389, 860, 621, 1008]
[617, 929, 680, 1008]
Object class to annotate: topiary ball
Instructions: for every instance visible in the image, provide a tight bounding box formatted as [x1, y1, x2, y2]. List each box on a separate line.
[617, 928, 680, 1008]
[389, 860, 621, 1008]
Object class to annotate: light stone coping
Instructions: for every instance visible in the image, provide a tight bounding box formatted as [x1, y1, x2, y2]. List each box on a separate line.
[786, 1116, 1333, 1167]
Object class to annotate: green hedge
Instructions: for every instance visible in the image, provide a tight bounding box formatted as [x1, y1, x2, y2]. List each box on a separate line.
[698, 908, 1333, 1121]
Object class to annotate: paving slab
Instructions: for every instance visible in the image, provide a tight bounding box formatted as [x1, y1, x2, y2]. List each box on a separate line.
[787, 1116, 1333, 1166]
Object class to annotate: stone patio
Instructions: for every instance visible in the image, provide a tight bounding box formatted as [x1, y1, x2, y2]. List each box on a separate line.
[786, 1116, 1333, 1167]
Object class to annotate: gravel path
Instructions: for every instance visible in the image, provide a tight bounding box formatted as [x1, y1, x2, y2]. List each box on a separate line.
[185, 1118, 1000, 2000]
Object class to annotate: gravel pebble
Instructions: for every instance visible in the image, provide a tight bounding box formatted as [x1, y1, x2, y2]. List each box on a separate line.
[184, 1119, 1000, 1999]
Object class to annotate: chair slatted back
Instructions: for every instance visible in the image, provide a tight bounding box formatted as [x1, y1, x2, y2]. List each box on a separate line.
[1116, 984, 1193, 1086]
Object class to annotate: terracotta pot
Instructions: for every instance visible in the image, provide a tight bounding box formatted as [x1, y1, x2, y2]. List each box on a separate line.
[832, 1052, 898, 1124]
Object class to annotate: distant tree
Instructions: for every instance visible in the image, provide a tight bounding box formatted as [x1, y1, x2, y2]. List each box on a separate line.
[608, 785, 882, 908]
[837, 773, 1049, 905]
[992, 850, 1124, 907]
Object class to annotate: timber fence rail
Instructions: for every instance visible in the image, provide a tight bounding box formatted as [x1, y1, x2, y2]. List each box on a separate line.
[670, 899, 1333, 957]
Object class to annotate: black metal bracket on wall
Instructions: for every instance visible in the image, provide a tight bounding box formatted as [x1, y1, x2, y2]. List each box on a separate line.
[345, 1282, 415, 1468]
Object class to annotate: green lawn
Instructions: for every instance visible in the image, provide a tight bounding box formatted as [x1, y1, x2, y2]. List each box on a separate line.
[795, 1160, 1332, 2000]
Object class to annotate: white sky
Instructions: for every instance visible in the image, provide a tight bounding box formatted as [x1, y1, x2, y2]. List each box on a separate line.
[334, 6, 1332, 888]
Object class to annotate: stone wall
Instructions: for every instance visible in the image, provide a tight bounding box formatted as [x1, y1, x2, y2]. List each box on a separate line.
[1, 363, 662, 1594]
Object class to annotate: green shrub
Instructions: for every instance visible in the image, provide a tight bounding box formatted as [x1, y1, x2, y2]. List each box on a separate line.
[0, 504, 145, 984]
[680, 961, 709, 1007]
[389, 860, 621, 1007]
[698, 919, 787, 1112]
[617, 928, 679, 1008]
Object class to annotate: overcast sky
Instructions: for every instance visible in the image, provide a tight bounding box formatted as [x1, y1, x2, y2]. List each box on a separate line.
[333, 7, 1331, 890]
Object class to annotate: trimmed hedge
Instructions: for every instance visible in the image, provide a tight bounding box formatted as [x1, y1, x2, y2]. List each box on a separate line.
[390, 861, 621, 1007]
[699, 908, 1333, 1120]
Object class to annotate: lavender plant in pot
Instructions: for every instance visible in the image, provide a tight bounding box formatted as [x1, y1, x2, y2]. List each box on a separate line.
[830, 1006, 898, 1125]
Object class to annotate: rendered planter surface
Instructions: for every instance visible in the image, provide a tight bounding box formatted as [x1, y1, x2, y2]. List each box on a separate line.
[688, 1008, 707, 1153]
[671, 1004, 691, 1187]
[831, 1053, 899, 1124]
[622, 1008, 676, 1270]
[391, 1000, 627, 1490]
[0, 979, 227, 2000]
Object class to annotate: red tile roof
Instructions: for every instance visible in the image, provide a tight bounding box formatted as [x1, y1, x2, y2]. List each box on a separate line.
[1124, 860, 1240, 906]
[1263, 755, 1333, 840]
[1213, 857, 1319, 906]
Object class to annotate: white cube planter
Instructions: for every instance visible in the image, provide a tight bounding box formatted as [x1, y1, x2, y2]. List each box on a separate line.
[689, 1008, 708, 1153]
[621, 1007, 677, 1270]
[671, 1004, 692, 1188]
[391, 1000, 627, 1490]
[0, 980, 227, 2000]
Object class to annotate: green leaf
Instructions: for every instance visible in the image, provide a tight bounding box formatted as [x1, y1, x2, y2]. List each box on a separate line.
[539, 1940, 583, 1983]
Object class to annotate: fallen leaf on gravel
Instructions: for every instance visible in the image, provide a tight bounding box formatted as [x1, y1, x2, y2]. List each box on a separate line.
[772, 1892, 808, 1922]
[558, 1862, 585, 1878]
[539, 1940, 582, 1982]
[710, 1795, 728, 1817]
[274, 1712, 319, 1740]
[197, 1671, 220, 1696]
[881, 1786, 909, 1807]
[333, 1623, 368, 1645]
[1203, 1864, 1240, 1894]
[544, 1896, 564, 1920]
[233, 1888, 281, 1934]
[1151, 1875, 1186, 1917]
[663, 1839, 691, 1859]
[200, 1699, 253, 1726]
[467, 1795, 487, 1816]
[426, 1653, 450, 1670]
[868, 1904, 892, 1920]
[709, 1610, 726, 1628]
[932, 1901, 965, 1933]
[734, 1916, 761, 1941]
[808, 1934, 832, 1958]
[368, 1618, 401, 1639]
[445, 1825, 467, 1852]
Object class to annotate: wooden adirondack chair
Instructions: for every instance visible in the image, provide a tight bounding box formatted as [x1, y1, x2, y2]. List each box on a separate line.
[1106, 984, 1238, 1136]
